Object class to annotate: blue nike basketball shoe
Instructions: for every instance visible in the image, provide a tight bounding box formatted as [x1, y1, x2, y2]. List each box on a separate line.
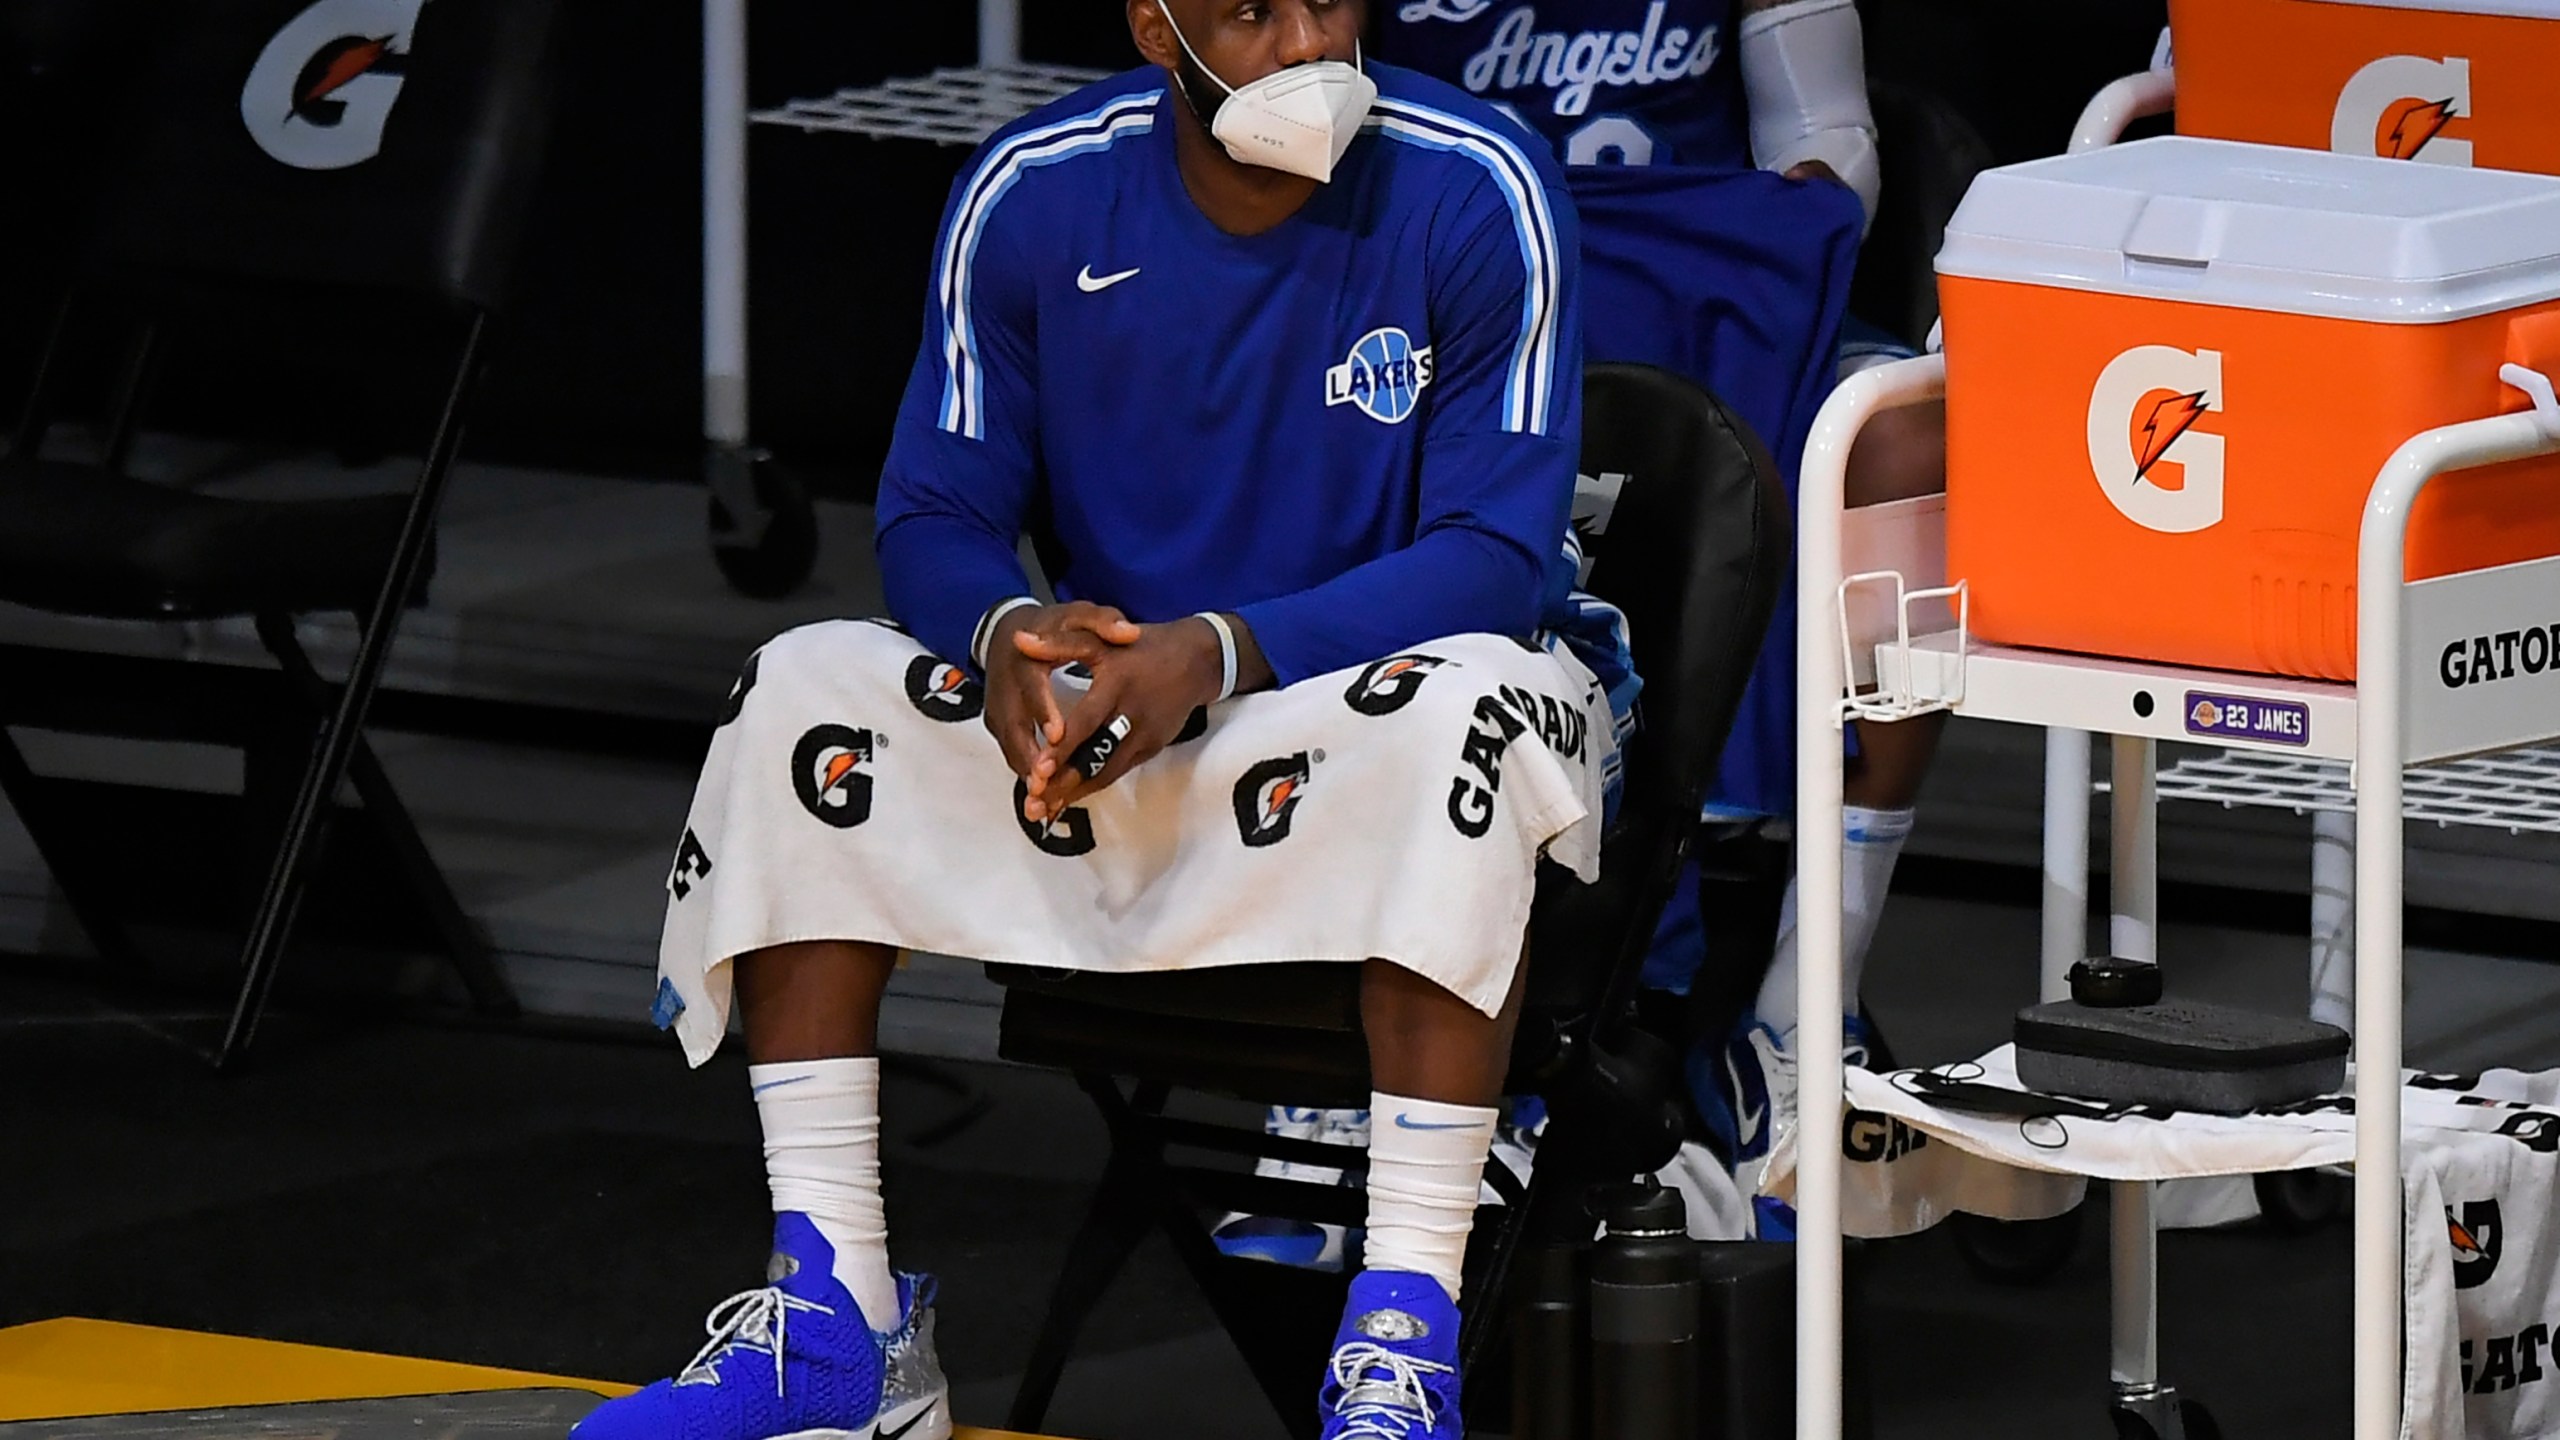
[1692, 1014, 1873, 1240]
[1319, 1269, 1466, 1439]
[573, 1212, 950, 1440]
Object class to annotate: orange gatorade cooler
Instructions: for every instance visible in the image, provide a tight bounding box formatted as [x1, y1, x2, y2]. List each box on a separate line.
[1936, 136, 2560, 680]
[2169, 0, 2560, 176]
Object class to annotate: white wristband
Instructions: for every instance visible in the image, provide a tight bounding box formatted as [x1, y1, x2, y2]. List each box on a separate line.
[1197, 611, 1239, 701]
[972, 596, 1039, 670]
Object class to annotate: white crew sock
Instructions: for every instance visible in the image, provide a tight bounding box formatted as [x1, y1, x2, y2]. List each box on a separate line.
[751, 1056, 898, 1330]
[1754, 805, 1916, 1039]
[1360, 1092, 1497, 1302]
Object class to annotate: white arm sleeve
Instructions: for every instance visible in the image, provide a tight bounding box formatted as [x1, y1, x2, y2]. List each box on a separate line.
[1740, 0, 1882, 230]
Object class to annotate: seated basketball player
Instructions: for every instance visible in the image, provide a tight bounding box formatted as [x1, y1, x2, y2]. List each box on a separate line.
[570, 4, 1611, 1438]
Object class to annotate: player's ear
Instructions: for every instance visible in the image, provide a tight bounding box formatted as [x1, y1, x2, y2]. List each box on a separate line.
[1127, 0, 1179, 71]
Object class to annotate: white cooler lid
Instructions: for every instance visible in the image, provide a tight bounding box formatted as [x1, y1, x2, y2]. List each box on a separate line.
[1937, 136, 2560, 322]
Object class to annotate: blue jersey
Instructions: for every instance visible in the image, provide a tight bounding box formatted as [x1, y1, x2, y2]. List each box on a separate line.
[875, 63, 1584, 691]
[1374, 0, 1749, 170]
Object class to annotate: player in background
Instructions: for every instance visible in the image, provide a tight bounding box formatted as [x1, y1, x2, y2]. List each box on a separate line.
[1383, 0, 1948, 1239]
[572, 4, 1618, 1439]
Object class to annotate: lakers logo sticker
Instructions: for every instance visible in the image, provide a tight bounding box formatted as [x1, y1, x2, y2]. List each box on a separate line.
[905, 655, 985, 723]
[791, 725, 876, 829]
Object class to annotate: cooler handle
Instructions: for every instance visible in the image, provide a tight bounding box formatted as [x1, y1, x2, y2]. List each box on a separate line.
[2499, 364, 2560, 443]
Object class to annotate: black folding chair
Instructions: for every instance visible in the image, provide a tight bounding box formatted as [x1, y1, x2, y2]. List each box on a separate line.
[0, 0, 562, 1069]
[986, 365, 1792, 1438]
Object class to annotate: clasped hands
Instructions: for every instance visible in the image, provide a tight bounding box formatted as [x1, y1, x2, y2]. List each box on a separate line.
[982, 602, 1227, 823]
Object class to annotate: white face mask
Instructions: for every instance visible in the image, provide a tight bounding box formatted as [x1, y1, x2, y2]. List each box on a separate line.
[1160, 10, 1378, 183]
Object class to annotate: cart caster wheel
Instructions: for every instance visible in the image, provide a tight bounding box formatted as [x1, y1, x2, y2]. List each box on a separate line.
[708, 446, 819, 599]
[2119, 1393, 2222, 1434]
[2256, 1168, 2348, 1234]
[2107, 1397, 2221, 1440]
[1950, 1204, 2083, 1285]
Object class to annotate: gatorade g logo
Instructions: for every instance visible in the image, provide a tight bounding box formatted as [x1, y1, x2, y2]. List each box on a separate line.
[2333, 56, 2472, 167]
[1012, 778, 1096, 857]
[241, 0, 427, 170]
[790, 725, 875, 829]
[904, 655, 985, 723]
[1233, 753, 1313, 847]
[2087, 346, 2225, 535]
[2450, 1200, 2503, 1290]
[1345, 654, 1450, 716]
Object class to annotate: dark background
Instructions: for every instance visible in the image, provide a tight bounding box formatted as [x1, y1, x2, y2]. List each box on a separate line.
[0, 0, 2166, 499]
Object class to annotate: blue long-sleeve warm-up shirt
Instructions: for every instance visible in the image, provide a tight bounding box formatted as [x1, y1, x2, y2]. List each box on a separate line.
[873, 61, 1585, 689]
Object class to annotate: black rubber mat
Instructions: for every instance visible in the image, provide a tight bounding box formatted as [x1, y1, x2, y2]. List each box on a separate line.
[0, 1389, 603, 1437]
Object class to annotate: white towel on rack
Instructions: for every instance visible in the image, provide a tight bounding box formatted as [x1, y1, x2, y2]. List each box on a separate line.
[1767, 1050, 2560, 1440]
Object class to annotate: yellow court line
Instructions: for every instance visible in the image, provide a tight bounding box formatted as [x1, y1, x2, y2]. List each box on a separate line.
[0, 1318, 1055, 1438]
[0, 1318, 630, 1420]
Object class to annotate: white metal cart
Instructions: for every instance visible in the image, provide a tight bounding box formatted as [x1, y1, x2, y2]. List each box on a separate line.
[698, 0, 1105, 593]
[1792, 351, 2560, 1440]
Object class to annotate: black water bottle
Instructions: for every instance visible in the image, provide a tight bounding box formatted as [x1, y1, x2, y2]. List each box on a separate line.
[1589, 1180, 1698, 1440]
[1510, 1237, 1588, 1440]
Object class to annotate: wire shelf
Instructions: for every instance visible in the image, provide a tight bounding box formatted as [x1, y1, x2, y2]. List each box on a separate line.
[752, 64, 1114, 146]
[2156, 747, 2560, 835]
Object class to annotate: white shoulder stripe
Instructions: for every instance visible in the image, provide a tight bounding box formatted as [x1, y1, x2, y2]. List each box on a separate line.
[936, 91, 1163, 439]
[1367, 98, 1562, 436]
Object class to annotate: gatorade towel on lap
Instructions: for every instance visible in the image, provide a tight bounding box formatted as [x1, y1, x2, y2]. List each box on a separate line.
[1568, 164, 1863, 815]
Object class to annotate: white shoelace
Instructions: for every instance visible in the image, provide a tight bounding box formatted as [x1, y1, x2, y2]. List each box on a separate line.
[675, 1286, 838, 1398]
[1327, 1342, 1452, 1437]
